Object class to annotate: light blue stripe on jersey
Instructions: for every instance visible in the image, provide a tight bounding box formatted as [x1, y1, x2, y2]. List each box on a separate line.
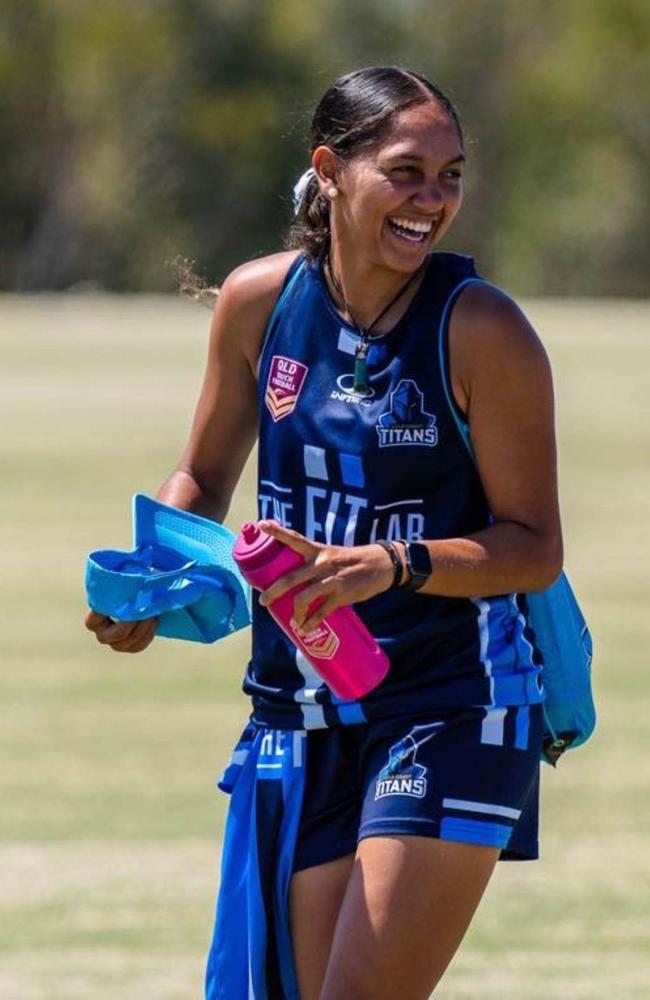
[292, 647, 327, 730]
[472, 594, 539, 709]
[263, 260, 307, 344]
[304, 444, 328, 480]
[440, 817, 513, 848]
[437, 276, 485, 457]
[471, 597, 495, 704]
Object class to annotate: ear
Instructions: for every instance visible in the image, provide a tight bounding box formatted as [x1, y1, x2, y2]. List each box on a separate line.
[312, 146, 341, 196]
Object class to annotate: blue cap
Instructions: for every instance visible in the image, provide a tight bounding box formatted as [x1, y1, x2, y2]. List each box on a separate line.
[85, 494, 251, 643]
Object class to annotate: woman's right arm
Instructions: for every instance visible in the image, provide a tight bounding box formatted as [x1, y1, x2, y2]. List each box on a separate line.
[86, 250, 300, 652]
[158, 250, 300, 519]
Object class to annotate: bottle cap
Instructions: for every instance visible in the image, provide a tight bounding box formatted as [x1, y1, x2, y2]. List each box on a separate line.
[242, 522, 259, 544]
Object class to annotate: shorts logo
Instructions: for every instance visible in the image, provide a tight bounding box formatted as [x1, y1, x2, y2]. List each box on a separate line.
[330, 373, 375, 407]
[376, 379, 438, 447]
[374, 723, 442, 800]
[265, 355, 309, 422]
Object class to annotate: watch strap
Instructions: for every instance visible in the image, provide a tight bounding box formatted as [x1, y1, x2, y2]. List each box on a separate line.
[375, 540, 404, 590]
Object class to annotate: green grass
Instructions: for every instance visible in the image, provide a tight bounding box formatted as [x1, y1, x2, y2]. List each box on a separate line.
[1, 294, 649, 998]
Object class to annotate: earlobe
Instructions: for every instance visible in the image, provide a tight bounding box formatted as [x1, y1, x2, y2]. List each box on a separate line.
[312, 145, 341, 200]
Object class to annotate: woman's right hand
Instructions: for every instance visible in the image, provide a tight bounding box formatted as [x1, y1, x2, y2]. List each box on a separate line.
[85, 610, 158, 653]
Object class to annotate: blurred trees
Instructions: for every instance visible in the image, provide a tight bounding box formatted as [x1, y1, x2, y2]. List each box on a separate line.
[1, 0, 648, 294]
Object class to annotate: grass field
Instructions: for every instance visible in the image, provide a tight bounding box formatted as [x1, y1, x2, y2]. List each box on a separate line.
[2, 294, 649, 999]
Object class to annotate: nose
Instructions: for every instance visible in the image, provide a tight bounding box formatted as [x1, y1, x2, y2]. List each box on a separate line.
[412, 180, 444, 213]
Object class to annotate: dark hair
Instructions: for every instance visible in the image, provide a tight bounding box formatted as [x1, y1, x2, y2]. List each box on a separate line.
[287, 66, 463, 259]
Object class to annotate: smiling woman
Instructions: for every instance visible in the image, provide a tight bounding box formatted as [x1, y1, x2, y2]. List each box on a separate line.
[86, 65, 562, 999]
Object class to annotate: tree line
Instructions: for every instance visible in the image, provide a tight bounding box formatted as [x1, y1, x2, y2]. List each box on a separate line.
[2, 0, 648, 295]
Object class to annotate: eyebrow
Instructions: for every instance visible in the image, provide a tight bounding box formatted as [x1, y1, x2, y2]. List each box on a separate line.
[387, 152, 466, 166]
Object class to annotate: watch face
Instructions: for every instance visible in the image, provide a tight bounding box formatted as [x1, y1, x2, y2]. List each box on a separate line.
[409, 542, 432, 579]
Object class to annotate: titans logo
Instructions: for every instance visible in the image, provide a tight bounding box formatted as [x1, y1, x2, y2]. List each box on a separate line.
[376, 379, 438, 447]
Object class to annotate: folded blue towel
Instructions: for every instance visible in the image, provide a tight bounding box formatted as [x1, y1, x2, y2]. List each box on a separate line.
[85, 494, 251, 643]
[206, 723, 305, 999]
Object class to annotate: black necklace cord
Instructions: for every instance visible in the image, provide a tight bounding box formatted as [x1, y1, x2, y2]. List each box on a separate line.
[325, 256, 423, 392]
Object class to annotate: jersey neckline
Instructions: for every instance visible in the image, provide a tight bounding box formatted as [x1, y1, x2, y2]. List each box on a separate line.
[313, 253, 435, 343]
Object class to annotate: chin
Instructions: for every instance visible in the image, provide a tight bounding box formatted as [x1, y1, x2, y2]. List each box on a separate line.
[379, 242, 431, 275]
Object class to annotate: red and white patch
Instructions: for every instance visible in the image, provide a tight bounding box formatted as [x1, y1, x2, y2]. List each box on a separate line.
[290, 618, 341, 660]
[265, 355, 309, 422]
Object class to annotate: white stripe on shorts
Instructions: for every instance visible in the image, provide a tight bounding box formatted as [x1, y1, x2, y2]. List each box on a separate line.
[481, 707, 507, 745]
[442, 797, 521, 820]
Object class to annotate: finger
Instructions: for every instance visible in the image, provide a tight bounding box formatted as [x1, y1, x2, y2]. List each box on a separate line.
[112, 618, 158, 651]
[300, 593, 340, 634]
[126, 618, 158, 647]
[85, 610, 112, 633]
[292, 578, 335, 629]
[95, 618, 143, 645]
[110, 634, 155, 654]
[258, 520, 318, 558]
[259, 564, 321, 607]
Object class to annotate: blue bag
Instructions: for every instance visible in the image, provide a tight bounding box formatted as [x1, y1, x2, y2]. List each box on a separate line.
[524, 573, 596, 765]
[85, 494, 251, 643]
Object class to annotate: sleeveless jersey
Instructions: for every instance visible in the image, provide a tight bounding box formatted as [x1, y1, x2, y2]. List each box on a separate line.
[243, 252, 544, 729]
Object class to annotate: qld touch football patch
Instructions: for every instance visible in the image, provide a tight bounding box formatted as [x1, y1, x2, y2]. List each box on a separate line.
[265, 355, 309, 422]
[289, 618, 340, 659]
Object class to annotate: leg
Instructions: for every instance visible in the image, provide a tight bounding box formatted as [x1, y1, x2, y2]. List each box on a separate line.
[320, 835, 500, 1000]
[290, 853, 355, 1000]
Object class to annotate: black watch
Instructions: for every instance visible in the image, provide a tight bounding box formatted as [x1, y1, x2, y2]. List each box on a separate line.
[400, 541, 432, 591]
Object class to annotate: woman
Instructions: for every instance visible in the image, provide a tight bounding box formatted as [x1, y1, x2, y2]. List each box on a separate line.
[87, 66, 562, 998]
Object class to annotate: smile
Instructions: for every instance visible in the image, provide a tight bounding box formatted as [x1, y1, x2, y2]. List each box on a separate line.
[387, 216, 435, 244]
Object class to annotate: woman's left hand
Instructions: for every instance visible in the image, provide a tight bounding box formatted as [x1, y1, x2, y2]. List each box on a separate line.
[257, 521, 394, 633]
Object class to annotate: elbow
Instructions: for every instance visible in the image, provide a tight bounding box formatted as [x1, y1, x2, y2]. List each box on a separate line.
[529, 532, 564, 592]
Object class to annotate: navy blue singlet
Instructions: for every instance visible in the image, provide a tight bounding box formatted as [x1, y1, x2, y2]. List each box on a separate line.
[243, 252, 543, 729]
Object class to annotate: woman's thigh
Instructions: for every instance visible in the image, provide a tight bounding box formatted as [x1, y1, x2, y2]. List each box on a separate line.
[290, 853, 356, 1000]
[321, 834, 500, 1000]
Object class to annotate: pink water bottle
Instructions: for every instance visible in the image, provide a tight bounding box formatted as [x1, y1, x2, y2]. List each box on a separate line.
[233, 522, 390, 699]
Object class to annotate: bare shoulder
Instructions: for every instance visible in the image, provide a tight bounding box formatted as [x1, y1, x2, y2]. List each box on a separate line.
[220, 250, 302, 319]
[449, 281, 552, 404]
[213, 250, 302, 370]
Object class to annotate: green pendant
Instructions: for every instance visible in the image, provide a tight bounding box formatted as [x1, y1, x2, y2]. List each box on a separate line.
[353, 341, 369, 393]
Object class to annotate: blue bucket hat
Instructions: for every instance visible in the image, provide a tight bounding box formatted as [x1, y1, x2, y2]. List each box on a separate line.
[85, 494, 251, 643]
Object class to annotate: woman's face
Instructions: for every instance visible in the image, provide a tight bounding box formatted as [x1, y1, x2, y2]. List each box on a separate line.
[323, 102, 465, 274]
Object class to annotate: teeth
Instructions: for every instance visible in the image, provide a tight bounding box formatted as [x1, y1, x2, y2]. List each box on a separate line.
[388, 217, 433, 234]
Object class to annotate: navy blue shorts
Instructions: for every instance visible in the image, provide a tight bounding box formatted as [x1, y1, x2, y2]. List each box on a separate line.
[292, 703, 543, 871]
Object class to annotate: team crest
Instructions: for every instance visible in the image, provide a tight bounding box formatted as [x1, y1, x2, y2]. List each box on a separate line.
[376, 379, 438, 447]
[265, 355, 309, 422]
[374, 723, 442, 800]
[289, 618, 340, 660]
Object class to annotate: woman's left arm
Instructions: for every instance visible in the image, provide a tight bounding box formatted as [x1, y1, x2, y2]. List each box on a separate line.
[410, 281, 563, 598]
[259, 284, 563, 632]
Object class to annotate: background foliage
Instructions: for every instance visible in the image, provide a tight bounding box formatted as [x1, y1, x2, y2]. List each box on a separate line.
[2, 0, 649, 295]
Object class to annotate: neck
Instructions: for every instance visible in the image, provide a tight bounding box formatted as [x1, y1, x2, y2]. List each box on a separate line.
[326, 242, 424, 333]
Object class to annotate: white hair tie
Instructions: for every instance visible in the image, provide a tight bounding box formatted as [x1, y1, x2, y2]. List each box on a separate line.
[292, 167, 316, 216]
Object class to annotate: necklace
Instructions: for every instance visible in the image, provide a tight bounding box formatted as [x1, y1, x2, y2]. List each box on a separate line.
[325, 256, 424, 393]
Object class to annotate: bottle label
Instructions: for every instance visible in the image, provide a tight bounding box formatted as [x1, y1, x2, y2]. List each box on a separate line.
[290, 618, 340, 660]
